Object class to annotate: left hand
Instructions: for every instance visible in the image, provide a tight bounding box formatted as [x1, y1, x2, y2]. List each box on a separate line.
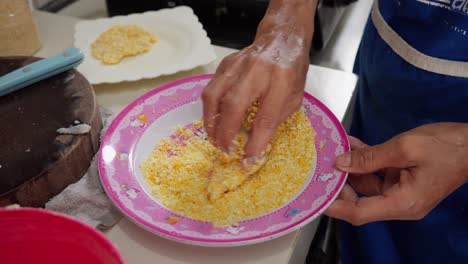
[325, 122, 468, 225]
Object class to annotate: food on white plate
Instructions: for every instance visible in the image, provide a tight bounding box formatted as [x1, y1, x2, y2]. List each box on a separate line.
[91, 25, 157, 65]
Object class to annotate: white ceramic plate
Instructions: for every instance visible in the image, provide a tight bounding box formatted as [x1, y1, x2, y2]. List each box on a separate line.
[73, 6, 217, 84]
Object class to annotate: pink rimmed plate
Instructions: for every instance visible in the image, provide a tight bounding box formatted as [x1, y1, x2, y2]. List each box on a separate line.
[98, 74, 349, 247]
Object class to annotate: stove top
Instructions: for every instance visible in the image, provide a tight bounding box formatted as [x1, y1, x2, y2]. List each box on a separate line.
[105, 0, 347, 58]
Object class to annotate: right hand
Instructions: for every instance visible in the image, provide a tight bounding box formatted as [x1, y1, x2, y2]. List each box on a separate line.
[201, 29, 311, 162]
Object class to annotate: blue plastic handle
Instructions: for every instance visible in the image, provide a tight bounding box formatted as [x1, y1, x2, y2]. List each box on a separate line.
[0, 47, 84, 97]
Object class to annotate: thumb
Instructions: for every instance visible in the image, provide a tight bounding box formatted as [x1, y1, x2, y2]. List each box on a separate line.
[335, 140, 404, 173]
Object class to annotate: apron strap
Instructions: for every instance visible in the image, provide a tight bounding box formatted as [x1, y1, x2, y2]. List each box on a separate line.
[371, 0, 468, 78]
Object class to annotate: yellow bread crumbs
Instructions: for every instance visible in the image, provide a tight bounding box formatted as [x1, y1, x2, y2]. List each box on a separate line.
[91, 25, 157, 64]
[140, 111, 316, 227]
[208, 99, 269, 202]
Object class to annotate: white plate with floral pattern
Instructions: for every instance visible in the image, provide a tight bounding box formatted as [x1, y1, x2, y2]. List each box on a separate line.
[98, 74, 350, 247]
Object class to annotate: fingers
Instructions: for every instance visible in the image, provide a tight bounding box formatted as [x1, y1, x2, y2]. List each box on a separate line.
[335, 139, 408, 174]
[243, 74, 298, 159]
[243, 96, 280, 159]
[348, 173, 383, 196]
[215, 61, 270, 153]
[214, 86, 254, 152]
[243, 67, 303, 159]
[327, 134, 437, 225]
[337, 184, 358, 201]
[201, 54, 243, 144]
[326, 169, 429, 225]
[345, 137, 383, 196]
[202, 76, 231, 144]
[382, 168, 401, 192]
[326, 180, 411, 225]
[203, 46, 305, 158]
[325, 194, 401, 225]
[349, 136, 368, 149]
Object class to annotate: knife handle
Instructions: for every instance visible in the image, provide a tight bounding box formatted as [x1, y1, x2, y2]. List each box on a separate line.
[0, 47, 84, 97]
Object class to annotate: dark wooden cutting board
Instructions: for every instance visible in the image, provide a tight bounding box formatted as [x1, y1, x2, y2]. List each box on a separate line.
[0, 56, 102, 207]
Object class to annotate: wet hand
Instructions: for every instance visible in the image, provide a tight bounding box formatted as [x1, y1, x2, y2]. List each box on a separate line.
[202, 33, 309, 161]
[201, 0, 316, 163]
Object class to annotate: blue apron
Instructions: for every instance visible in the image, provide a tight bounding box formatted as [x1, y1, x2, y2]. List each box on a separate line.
[341, 0, 468, 263]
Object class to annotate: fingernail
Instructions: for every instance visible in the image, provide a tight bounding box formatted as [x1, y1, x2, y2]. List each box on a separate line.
[224, 138, 239, 154]
[226, 145, 235, 154]
[220, 144, 234, 155]
[242, 155, 266, 174]
[241, 157, 256, 172]
[336, 153, 351, 167]
[242, 157, 257, 166]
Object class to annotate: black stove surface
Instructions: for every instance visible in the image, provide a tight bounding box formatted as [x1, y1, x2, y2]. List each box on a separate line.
[105, 0, 321, 53]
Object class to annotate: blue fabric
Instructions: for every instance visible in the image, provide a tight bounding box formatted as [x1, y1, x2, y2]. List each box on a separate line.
[340, 1, 468, 263]
[379, 0, 468, 61]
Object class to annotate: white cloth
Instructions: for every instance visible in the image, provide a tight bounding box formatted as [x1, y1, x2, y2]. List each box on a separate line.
[45, 107, 121, 229]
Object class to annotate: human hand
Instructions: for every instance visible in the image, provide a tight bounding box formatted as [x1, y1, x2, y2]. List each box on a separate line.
[202, 35, 309, 160]
[201, 0, 316, 162]
[325, 123, 468, 225]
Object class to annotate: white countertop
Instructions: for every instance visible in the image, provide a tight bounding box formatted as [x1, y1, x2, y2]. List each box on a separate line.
[33, 10, 357, 264]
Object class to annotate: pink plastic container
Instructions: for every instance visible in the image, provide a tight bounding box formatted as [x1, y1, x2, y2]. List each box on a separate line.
[0, 208, 125, 264]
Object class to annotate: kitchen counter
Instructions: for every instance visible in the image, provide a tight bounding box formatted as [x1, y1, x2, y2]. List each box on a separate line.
[33, 10, 358, 264]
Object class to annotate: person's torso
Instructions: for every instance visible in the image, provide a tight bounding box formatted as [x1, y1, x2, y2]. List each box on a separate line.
[355, 0, 468, 144]
[342, 1, 468, 263]
[380, 0, 468, 61]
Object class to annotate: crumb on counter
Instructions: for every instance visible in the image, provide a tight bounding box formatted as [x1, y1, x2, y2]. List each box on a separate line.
[56, 124, 91, 135]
